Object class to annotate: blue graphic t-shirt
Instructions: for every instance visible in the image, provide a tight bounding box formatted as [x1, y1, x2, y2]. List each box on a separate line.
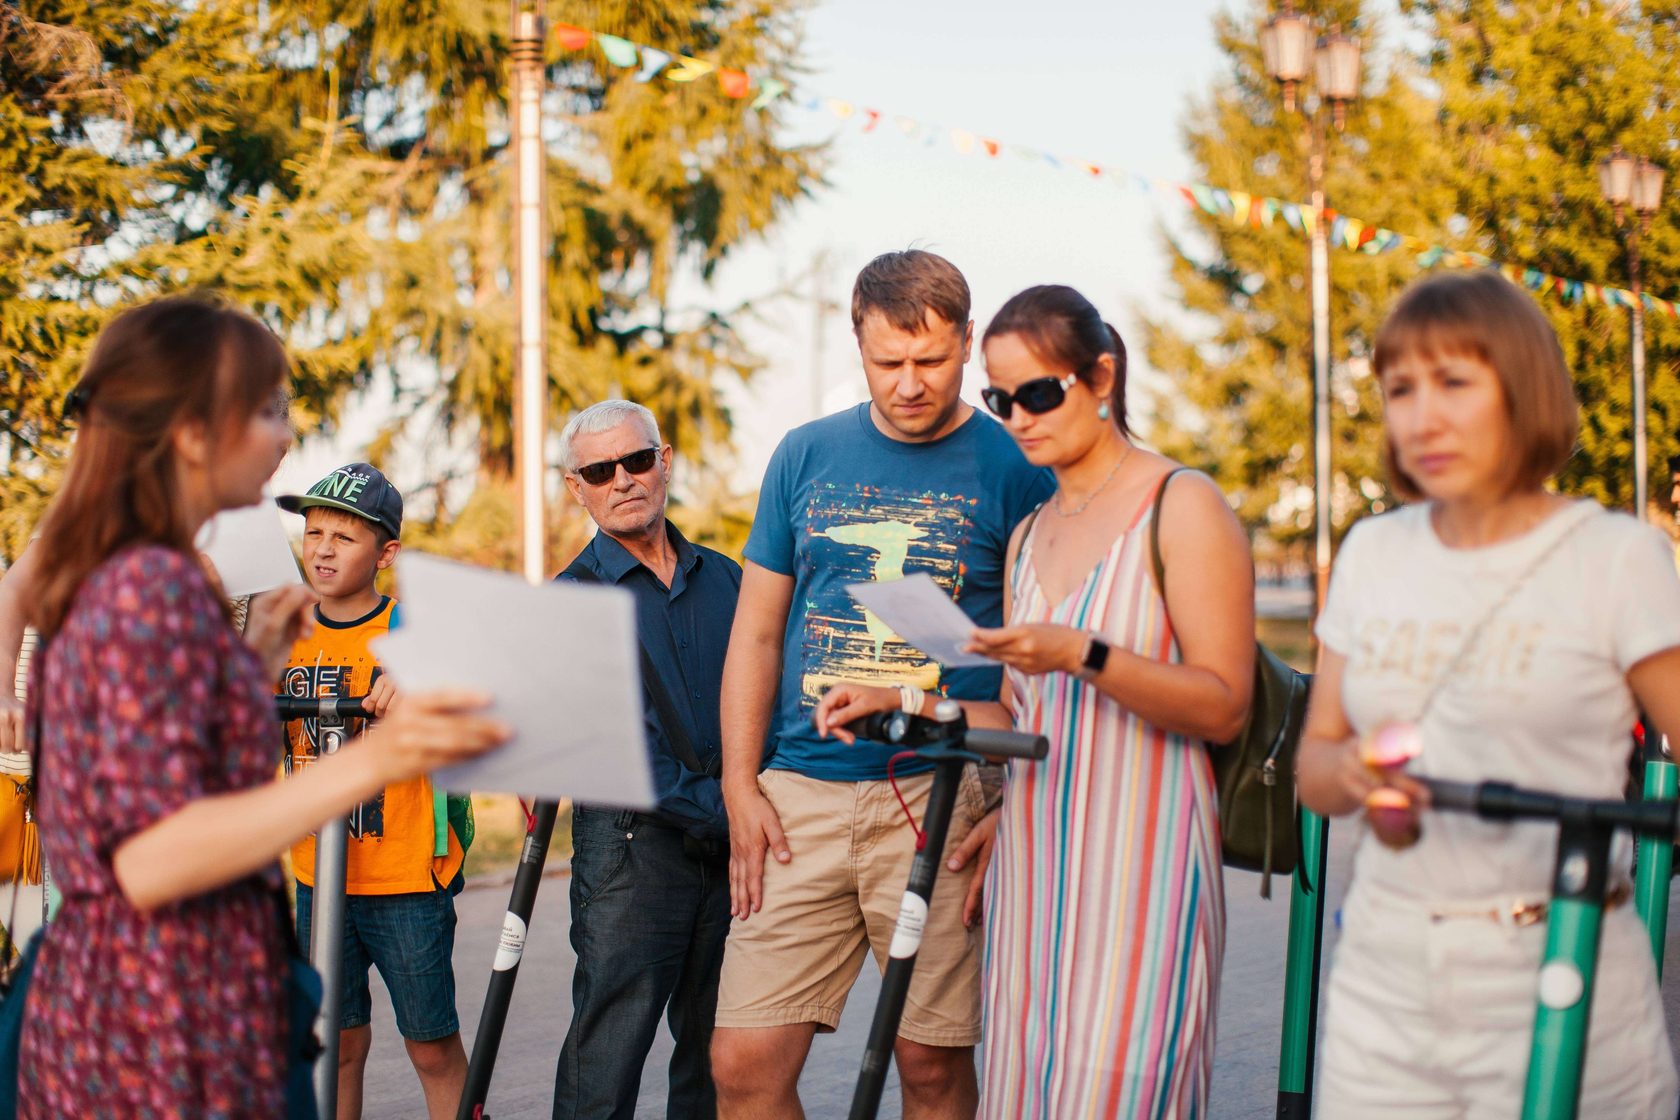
[745, 402, 1055, 781]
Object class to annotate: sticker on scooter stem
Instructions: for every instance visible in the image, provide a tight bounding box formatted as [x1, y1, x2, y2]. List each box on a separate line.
[889, 892, 928, 959]
[492, 913, 528, 971]
[1537, 961, 1585, 1010]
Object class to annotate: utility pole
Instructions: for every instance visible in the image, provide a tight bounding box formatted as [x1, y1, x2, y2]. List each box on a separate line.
[810, 250, 841, 422]
[512, 0, 546, 583]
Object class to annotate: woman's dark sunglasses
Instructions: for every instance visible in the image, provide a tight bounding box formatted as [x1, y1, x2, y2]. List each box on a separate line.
[576, 447, 660, 486]
[981, 372, 1080, 420]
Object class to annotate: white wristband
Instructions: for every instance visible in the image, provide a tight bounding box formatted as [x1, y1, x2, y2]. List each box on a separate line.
[898, 684, 924, 716]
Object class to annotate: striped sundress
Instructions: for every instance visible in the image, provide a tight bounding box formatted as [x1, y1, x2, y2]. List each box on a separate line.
[980, 485, 1226, 1119]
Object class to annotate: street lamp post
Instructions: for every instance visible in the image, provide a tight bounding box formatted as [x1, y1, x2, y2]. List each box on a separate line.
[1598, 147, 1667, 521]
[512, 0, 547, 583]
[1260, 11, 1360, 1119]
[1260, 5, 1360, 618]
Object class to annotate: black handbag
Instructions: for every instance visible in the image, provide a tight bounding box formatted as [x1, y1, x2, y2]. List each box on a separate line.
[1149, 470, 1311, 899]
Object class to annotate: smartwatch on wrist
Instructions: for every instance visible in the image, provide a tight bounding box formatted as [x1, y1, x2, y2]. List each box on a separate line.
[1075, 634, 1110, 681]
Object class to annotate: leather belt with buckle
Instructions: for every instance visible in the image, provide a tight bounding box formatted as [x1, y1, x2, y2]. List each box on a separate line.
[1429, 883, 1632, 927]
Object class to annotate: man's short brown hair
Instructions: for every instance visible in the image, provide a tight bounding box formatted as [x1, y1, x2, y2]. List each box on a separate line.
[850, 250, 971, 333]
[1373, 271, 1579, 501]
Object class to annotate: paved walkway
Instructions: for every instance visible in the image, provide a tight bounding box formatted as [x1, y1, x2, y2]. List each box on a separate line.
[360, 819, 1680, 1118]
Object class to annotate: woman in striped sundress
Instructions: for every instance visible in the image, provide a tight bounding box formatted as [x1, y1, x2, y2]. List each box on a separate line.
[816, 284, 1254, 1117]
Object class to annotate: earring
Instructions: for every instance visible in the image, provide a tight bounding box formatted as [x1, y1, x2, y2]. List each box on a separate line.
[1097, 401, 1111, 421]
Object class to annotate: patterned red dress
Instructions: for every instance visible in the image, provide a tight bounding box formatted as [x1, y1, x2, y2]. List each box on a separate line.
[21, 546, 288, 1118]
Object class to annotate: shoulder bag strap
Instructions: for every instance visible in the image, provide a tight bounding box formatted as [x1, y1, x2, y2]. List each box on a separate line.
[1407, 501, 1598, 724]
[560, 556, 713, 778]
[1148, 468, 1192, 599]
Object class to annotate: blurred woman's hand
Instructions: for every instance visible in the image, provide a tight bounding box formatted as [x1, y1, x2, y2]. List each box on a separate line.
[244, 585, 318, 679]
[965, 623, 1084, 677]
[367, 688, 509, 784]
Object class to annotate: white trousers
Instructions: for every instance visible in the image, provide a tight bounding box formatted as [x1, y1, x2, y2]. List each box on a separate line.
[1319, 880, 1677, 1119]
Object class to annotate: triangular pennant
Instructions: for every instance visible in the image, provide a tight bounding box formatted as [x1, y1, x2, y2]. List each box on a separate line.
[749, 77, 786, 110]
[951, 129, 976, 155]
[635, 47, 671, 82]
[1282, 204, 1305, 233]
[1189, 184, 1218, 215]
[1299, 208, 1316, 235]
[1083, 163, 1102, 177]
[1229, 191, 1251, 225]
[982, 138, 1000, 158]
[666, 56, 716, 82]
[596, 34, 640, 68]
[827, 98, 855, 118]
[1416, 246, 1446, 268]
[1260, 198, 1279, 227]
[1211, 188, 1232, 215]
[716, 68, 751, 98]
[896, 116, 919, 136]
[554, 23, 592, 51]
[862, 109, 881, 132]
[1042, 152, 1061, 169]
[1329, 214, 1347, 246]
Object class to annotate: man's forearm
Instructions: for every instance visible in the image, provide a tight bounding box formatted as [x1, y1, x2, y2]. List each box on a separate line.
[719, 639, 780, 794]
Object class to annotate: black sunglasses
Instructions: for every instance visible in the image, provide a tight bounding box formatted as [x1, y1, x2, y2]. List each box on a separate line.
[981, 372, 1080, 420]
[575, 447, 660, 486]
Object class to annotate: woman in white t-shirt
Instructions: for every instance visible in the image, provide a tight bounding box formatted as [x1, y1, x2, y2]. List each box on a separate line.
[1298, 270, 1680, 1118]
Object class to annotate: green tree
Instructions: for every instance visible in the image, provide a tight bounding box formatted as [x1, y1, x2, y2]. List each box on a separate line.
[1140, 0, 1459, 553]
[1, 2, 388, 561]
[3, 1, 821, 568]
[1406, 0, 1680, 511]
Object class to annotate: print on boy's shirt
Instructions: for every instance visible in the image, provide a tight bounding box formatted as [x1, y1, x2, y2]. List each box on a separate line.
[280, 662, 386, 840]
[799, 481, 978, 707]
[1349, 616, 1545, 686]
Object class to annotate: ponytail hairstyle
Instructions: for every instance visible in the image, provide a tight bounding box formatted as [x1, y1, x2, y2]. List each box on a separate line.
[32, 295, 291, 638]
[981, 285, 1130, 434]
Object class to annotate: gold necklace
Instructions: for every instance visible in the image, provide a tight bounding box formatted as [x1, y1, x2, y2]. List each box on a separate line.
[1052, 442, 1132, 517]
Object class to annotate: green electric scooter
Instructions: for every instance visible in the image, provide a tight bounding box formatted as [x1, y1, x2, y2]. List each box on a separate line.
[1631, 723, 1676, 974]
[1415, 775, 1680, 1120]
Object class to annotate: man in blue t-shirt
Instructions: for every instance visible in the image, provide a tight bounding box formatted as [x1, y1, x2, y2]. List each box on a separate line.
[710, 250, 1054, 1118]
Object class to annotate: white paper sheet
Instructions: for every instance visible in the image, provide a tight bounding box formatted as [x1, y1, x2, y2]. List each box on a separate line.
[372, 553, 655, 806]
[845, 573, 995, 668]
[194, 496, 303, 597]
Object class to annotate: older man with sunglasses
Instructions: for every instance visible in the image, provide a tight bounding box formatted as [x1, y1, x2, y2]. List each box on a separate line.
[551, 399, 741, 1120]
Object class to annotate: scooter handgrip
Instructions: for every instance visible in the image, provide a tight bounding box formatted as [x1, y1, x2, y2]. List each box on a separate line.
[274, 694, 372, 722]
[965, 728, 1049, 760]
[1420, 777, 1481, 814]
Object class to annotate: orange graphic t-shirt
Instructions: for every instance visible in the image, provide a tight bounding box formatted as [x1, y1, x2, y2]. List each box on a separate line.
[280, 596, 463, 894]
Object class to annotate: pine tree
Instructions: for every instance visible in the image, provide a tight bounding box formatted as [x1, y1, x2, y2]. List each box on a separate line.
[1139, 0, 1459, 553]
[1, 1, 397, 560]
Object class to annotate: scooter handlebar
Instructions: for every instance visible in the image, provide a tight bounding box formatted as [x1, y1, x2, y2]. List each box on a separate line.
[962, 728, 1050, 760]
[274, 694, 372, 722]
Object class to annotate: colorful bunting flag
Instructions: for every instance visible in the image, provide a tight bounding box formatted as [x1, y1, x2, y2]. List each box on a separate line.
[596, 34, 639, 68]
[554, 23, 591, 51]
[665, 56, 715, 82]
[549, 21, 1679, 318]
[635, 47, 671, 82]
[716, 68, 751, 98]
[749, 78, 786, 110]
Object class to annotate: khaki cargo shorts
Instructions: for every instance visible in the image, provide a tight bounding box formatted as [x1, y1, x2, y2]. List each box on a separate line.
[714, 766, 986, 1048]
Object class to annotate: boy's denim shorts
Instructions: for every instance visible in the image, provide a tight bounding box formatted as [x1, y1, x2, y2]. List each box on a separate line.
[295, 880, 460, 1041]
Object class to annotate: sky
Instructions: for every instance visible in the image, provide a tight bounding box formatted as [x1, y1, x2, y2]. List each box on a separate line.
[271, 0, 1240, 506]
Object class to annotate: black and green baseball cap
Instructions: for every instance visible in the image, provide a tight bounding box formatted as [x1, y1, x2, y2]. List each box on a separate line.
[276, 462, 403, 539]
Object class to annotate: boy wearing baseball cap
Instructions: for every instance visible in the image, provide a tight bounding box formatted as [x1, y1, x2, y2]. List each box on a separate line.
[277, 462, 470, 1119]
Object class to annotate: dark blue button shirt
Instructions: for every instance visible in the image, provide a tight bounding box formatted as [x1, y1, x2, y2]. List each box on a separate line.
[558, 521, 739, 840]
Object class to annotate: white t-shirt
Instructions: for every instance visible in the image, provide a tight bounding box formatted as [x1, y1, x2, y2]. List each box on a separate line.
[1317, 499, 1680, 902]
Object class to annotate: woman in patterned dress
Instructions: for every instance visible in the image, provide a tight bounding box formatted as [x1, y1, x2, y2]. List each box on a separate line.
[21, 296, 508, 1119]
[816, 285, 1254, 1117]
